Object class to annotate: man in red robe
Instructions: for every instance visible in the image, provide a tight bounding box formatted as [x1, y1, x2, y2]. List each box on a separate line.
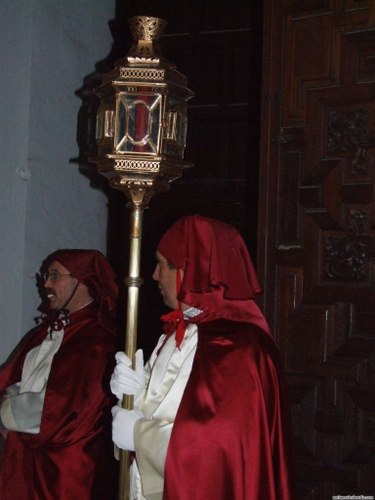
[0, 249, 119, 499]
[111, 215, 296, 500]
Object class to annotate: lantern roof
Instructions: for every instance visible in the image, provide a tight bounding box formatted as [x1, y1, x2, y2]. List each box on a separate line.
[98, 16, 193, 97]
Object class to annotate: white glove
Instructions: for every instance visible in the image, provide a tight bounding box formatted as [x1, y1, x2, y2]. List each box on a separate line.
[110, 349, 145, 406]
[111, 405, 144, 451]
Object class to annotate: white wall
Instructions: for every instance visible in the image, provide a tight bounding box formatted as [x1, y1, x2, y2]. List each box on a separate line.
[0, 0, 115, 364]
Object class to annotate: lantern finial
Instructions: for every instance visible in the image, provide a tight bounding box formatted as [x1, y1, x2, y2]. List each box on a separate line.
[116, 16, 171, 67]
[128, 16, 167, 42]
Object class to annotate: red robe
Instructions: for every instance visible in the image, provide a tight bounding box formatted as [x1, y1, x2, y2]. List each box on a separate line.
[0, 302, 118, 499]
[163, 319, 296, 500]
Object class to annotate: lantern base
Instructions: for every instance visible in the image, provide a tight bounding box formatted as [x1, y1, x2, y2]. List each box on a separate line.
[92, 154, 192, 206]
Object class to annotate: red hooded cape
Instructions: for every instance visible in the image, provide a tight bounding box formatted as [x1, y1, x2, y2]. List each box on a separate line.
[156, 215, 296, 500]
[0, 250, 119, 499]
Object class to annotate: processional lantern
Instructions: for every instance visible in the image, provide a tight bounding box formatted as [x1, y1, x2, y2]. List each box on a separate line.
[94, 15, 194, 200]
[91, 15, 194, 500]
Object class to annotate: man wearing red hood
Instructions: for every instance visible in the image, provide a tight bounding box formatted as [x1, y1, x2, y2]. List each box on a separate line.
[111, 215, 296, 500]
[0, 249, 119, 499]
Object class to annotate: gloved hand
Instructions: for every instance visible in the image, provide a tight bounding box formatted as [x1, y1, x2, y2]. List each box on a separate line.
[110, 349, 145, 406]
[111, 405, 144, 451]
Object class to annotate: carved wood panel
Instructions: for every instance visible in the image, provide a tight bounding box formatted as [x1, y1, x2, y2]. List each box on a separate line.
[260, 1, 375, 497]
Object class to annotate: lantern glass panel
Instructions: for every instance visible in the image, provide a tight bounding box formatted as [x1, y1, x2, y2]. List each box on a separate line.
[104, 110, 114, 137]
[162, 96, 188, 158]
[115, 93, 162, 154]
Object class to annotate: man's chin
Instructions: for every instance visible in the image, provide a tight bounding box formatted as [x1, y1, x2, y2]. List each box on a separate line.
[48, 299, 60, 311]
[163, 299, 178, 310]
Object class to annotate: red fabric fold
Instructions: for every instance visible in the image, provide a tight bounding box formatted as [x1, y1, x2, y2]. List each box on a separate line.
[160, 309, 186, 349]
[157, 215, 270, 334]
[163, 320, 296, 500]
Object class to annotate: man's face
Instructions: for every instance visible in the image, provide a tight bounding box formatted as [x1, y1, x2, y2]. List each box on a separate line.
[44, 261, 79, 311]
[152, 251, 179, 310]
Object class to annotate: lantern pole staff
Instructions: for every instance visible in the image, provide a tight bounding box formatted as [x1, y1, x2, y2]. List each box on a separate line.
[91, 15, 194, 500]
[112, 182, 170, 500]
[124, 204, 144, 366]
[109, 181, 163, 499]
[119, 200, 144, 499]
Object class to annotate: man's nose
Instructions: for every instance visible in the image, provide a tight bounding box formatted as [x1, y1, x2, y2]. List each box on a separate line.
[152, 266, 159, 281]
[44, 277, 53, 288]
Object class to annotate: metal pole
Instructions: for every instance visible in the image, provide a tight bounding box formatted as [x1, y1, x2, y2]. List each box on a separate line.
[118, 204, 144, 500]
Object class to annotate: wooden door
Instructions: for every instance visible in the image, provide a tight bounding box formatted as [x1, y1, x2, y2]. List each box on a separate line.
[259, 1, 375, 497]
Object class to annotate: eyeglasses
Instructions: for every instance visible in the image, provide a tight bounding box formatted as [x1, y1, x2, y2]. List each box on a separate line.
[42, 272, 73, 283]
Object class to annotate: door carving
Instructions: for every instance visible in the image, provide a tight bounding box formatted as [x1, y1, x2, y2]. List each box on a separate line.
[259, 1, 375, 497]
